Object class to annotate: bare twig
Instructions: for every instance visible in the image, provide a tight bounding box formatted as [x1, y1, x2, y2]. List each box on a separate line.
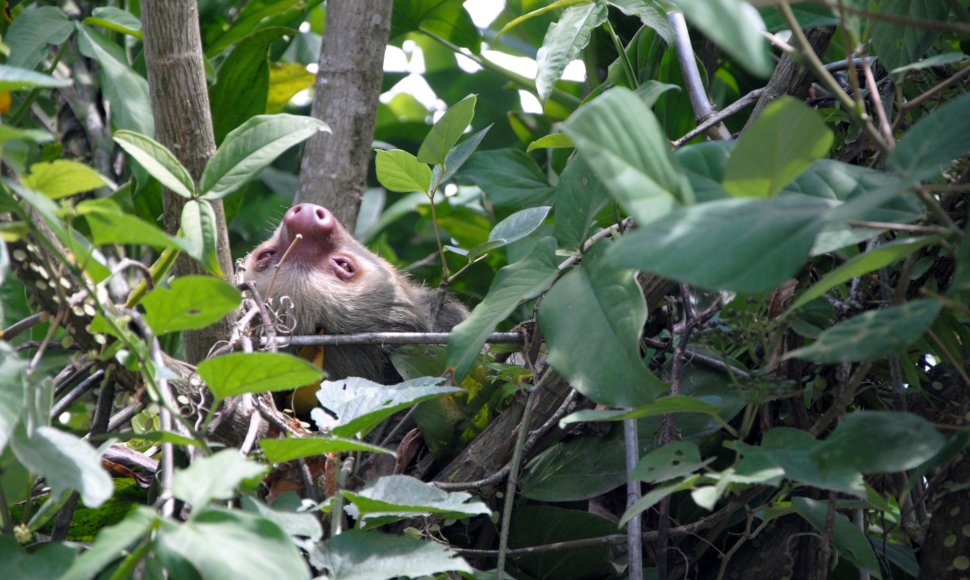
[624, 416, 643, 579]
[846, 220, 951, 235]
[668, 11, 731, 140]
[673, 88, 765, 148]
[861, 58, 895, 147]
[261, 331, 525, 348]
[50, 370, 105, 420]
[0, 313, 44, 340]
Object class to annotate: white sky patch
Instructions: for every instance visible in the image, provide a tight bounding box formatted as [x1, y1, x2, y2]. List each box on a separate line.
[464, 0, 505, 28]
[518, 90, 543, 114]
[562, 59, 587, 82]
[456, 51, 483, 73]
[299, 21, 311, 33]
[384, 45, 409, 72]
[381, 74, 440, 109]
[483, 49, 537, 79]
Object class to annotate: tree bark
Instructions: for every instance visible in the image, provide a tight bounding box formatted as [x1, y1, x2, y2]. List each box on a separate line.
[142, 0, 234, 364]
[294, 0, 393, 233]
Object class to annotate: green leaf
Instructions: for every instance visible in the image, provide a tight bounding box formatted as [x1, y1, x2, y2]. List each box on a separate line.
[113, 130, 195, 199]
[812, 411, 945, 475]
[241, 496, 322, 542]
[311, 530, 472, 579]
[891, 52, 967, 74]
[417, 94, 476, 165]
[723, 97, 833, 197]
[870, 0, 948, 73]
[565, 87, 693, 225]
[0, 64, 72, 91]
[635, 79, 681, 108]
[553, 155, 611, 249]
[9, 426, 112, 508]
[609, 0, 673, 44]
[459, 149, 556, 211]
[142, 276, 241, 335]
[83, 6, 143, 38]
[540, 241, 667, 406]
[0, 539, 74, 580]
[5, 7, 74, 71]
[786, 299, 943, 363]
[561, 395, 727, 426]
[792, 497, 882, 578]
[260, 436, 393, 463]
[670, 0, 772, 77]
[391, 0, 481, 53]
[787, 236, 940, 313]
[180, 199, 222, 275]
[266, 62, 316, 113]
[535, 3, 607, 102]
[440, 124, 491, 183]
[489, 206, 550, 243]
[76, 23, 153, 134]
[448, 240, 559, 380]
[199, 114, 330, 199]
[210, 27, 291, 143]
[172, 450, 267, 507]
[157, 508, 308, 579]
[22, 160, 109, 199]
[77, 199, 193, 253]
[527, 132, 574, 151]
[497, 0, 590, 37]
[887, 92, 970, 181]
[631, 441, 708, 484]
[619, 476, 699, 527]
[62, 507, 158, 580]
[509, 505, 619, 579]
[608, 195, 831, 292]
[0, 125, 55, 145]
[342, 475, 491, 524]
[198, 352, 324, 400]
[375, 149, 432, 193]
[0, 344, 27, 452]
[312, 376, 461, 438]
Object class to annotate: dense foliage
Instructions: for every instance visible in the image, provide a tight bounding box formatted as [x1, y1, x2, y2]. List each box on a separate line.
[1, 0, 969, 578]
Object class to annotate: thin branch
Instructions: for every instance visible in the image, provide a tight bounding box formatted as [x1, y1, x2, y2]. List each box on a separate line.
[807, 0, 970, 35]
[861, 57, 894, 147]
[672, 88, 764, 148]
[50, 370, 106, 420]
[846, 220, 952, 235]
[261, 331, 525, 348]
[624, 416, 643, 580]
[668, 11, 731, 140]
[0, 313, 44, 341]
[901, 65, 970, 113]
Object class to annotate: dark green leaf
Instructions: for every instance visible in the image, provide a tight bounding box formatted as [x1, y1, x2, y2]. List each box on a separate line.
[10, 426, 112, 507]
[241, 496, 322, 542]
[157, 508, 308, 579]
[870, 0, 948, 73]
[608, 195, 831, 292]
[448, 240, 558, 380]
[565, 87, 693, 225]
[142, 276, 241, 335]
[181, 199, 222, 274]
[0, 538, 76, 580]
[77, 199, 193, 253]
[172, 450, 267, 507]
[260, 436, 393, 463]
[311, 530, 472, 579]
[535, 3, 607, 102]
[509, 505, 619, 579]
[0, 64, 72, 91]
[812, 411, 945, 475]
[62, 507, 158, 580]
[887, 93, 970, 181]
[391, 0, 481, 53]
[786, 299, 943, 363]
[5, 7, 74, 71]
[0, 343, 26, 452]
[0, 125, 55, 145]
[113, 130, 195, 199]
[553, 155, 610, 249]
[723, 97, 833, 197]
[489, 206, 550, 243]
[792, 497, 882, 578]
[417, 94, 476, 165]
[540, 241, 666, 406]
[199, 114, 330, 199]
[631, 441, 708, 483]
[460, 149, 555, 210]
[670, 0, 772, 77]
[198, 352, 323, 400]
[342, 475, 490, 524]
[440, 124, 491, 182]
[75, 24, 153, 134]
[619, 477, 699, 526]
[610, 0, 673, 44]
[375, 149, 432, 193]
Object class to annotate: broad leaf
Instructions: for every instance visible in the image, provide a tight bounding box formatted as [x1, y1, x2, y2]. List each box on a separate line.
[488, 206, 550, 244]
[76, 23, 153, 134]
[527, 132, 574, 151]
[670, 0, 772, 77]
[440, 124, 491, 182]
[792, 497, 882, 578]
[391, 0, 481, 53]
[870, 0, 948, 73]
[84, 6, 143, 38]
[565, 87, 692, 225]
[448, 240, 558, 380]
[10, 426, 112, 507]
[77, 199, 193, 253]
[312, 377, 461, 437]
[260, 436, 393, 463]
[172, 450, 267, 508]
[61, 507, 159, 580]
[417, 94, 476, 165]
[199, 114, 329, 199]
[113, 130, 195, 199]
[241, 496, 322, 542]
[311, 530, 472, 579]
[180, 199, 221, 274]
[0, 64, 72, 91]
[619, 476, 699, 527]
[786, 299, 943, 363]
[375, 149, 432, 193]
[539, 241, 666, 406]
[0, 125, 55, 145]
[22, 160, 109, 199]
[887, 92, 970, 181]
[812, 411, 944, 475]
[460, 148, 555, 211]
[142, 276, 241, 335]
[535, 3, 607, 102]
[610, 0, 673, 44]
[5, 7, 74, 71]
[608, 195, 831, 292]
[631, 441, 708, 484]
[157, 508, 308, 579]
[509, 505, 619, 579]
[553, 155, 610, 249]
[198, 352, 324, 399]
[723, 97, 833, 197]
[342, 475, 490, 523]
[0, 344, 26, 452]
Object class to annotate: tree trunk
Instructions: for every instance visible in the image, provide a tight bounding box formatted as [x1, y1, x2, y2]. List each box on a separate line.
[294, 0, 393, 233]
[142, 0, 234, 364]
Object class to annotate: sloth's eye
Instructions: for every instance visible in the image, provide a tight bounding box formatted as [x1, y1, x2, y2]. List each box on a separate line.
[254, 249, 276, 271]
[334, 257, 354, 275]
